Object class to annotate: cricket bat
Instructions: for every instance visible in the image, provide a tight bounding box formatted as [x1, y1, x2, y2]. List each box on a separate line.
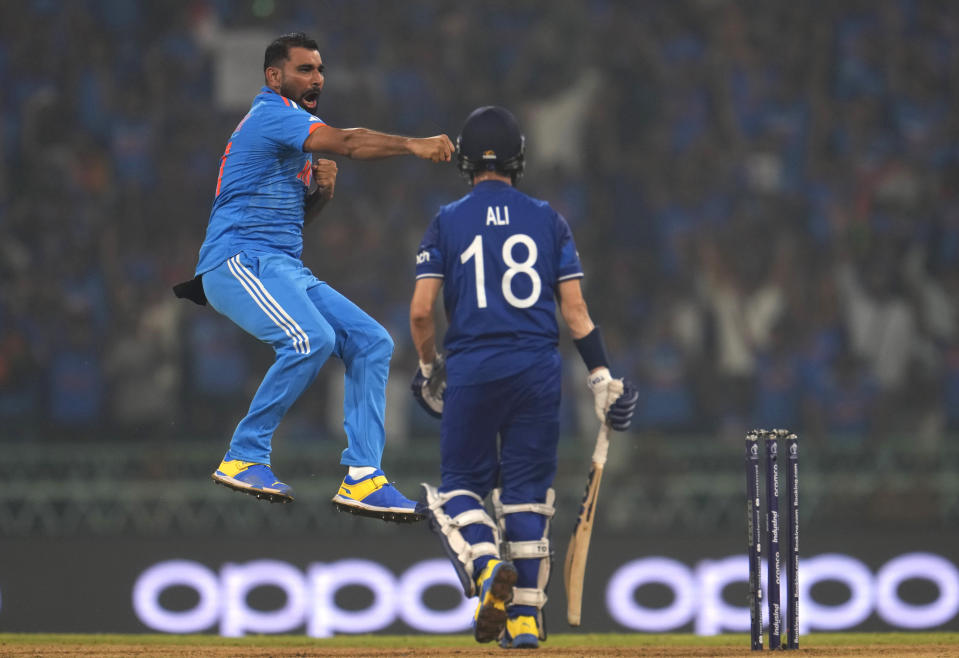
[563, 421, 611, 626]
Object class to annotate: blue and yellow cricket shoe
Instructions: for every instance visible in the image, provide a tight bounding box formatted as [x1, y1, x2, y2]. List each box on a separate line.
[500, 615, 539, 649]
[331, 469, 424, 523]
[473, 559, 517, 643]
[211, 459, 294, 504]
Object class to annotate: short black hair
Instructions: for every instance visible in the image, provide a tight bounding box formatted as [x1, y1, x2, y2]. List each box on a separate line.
[264, 32, 319, 71]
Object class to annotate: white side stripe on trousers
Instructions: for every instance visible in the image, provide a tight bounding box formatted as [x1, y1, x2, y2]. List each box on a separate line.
[226, 255, 311, 354]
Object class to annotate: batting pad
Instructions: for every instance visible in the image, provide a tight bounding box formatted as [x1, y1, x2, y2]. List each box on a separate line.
[419, 484, 501, 597]
[492, 487, 555, 640]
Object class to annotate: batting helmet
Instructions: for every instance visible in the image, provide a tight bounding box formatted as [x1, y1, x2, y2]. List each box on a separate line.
[456, 106, 525, 185]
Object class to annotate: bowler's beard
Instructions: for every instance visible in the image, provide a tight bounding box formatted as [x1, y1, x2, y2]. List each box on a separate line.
[281, 81, 321, 115]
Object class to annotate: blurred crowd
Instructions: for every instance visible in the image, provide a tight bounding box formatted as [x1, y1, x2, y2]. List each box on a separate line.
[2, 0, 958, 449]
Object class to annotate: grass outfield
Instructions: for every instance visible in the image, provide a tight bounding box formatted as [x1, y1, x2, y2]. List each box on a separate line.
[1, 633, 958, 656]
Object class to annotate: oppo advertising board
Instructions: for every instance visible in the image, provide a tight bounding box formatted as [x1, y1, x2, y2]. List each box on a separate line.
[1, 531, 957, 634]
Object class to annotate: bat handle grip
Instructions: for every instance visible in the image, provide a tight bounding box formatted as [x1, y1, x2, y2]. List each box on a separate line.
[591, 423, 611, 467]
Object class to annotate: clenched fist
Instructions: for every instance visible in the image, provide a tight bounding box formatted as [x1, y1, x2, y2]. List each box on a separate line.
[312, 158, 337, 200]
[587, 367, 638, 432]
[410, 135, 455, 162]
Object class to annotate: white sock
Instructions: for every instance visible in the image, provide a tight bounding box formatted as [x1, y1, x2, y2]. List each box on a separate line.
[348, 466, 377, 479]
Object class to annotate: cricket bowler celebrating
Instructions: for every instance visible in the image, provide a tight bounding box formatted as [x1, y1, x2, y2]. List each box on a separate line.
[409, 106, 637, 647]
[176, 33, 453, 521]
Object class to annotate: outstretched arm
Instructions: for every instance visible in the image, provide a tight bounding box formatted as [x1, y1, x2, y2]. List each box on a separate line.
[304, 124, 454, 162]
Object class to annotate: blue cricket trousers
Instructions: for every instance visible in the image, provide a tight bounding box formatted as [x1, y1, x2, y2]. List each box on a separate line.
[202, 251, 393, 467]
[439, 351, 561, 499]
[439, 353, 562, 615]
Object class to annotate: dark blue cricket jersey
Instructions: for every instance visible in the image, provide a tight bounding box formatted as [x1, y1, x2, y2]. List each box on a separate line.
[415, 180, 584, 386]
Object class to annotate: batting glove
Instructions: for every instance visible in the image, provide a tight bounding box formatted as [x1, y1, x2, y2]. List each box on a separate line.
[607, 378, 638, 431]
[587, 367, 638, 431]
[411, 355, 446, 419]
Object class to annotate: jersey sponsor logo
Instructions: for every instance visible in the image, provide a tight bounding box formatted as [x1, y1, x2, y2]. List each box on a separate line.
[486, 206, 510, 226]
[416, 250, 430, 264]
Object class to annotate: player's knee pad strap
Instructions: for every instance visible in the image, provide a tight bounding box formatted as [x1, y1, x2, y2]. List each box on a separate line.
[511, 587, 548, 608]
[492, 488, 554, 639]
[505, 539, 550, 559]
[420, 483, 499, 597]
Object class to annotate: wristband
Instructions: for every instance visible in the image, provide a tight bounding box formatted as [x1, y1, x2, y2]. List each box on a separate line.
[573, 326, 610, 371]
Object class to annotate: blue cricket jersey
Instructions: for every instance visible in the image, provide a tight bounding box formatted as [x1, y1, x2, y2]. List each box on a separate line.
[415, 180, 584, 386]
[195, 87, 326, 275]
